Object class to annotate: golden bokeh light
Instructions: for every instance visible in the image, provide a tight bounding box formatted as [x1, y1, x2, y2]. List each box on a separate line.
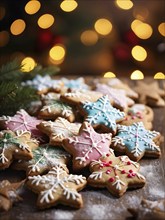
[158, 22, 165, 37]
[130, 70, 144, 80]
[0, 31, 9, 47]
[60, 0, 78, 12]
[0, 6, 5, 20]
[38, 14, 54, 29]
[21, 57, 36, 72]
[133, 22, 153, 39]
[103, 72, 116, 78]
[115, 0, 133, 10]
[154, 72, 165, 79]
[25, 0, 41, 15]
[10, 19, 26, 35]
[49, 44, 66, 61]
[133, 7, 149, 21]
[80, 30, 98, 46]
[131, 45, 147, 61]
[94, 18, 112, 36]
[49, 57, 64, 65]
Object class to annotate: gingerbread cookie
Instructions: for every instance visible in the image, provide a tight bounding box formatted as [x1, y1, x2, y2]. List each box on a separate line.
[120, 104, 154, 130]
[87, 150, 146, 197]
[26, 164, 87, 209]
[111, 122, 161, 161]
[134, 81, 165, 107]
[12, 145, 71, 176]
[95, 83, 134, 111]
[60, 90, 103, 106]
[22, 75, 64, 94]
[0, 130, 38, 169]
[79, 95, 125, 135]
[37, 117, 81, 146]
[40, 92, 61, 103]
[0, 109, 45, 142]
[63, 122, 112, 171]
[61, 77, 90, 91]
[128, 199, 165, 220]
[38, 99, 75, 122]
[0, 180, 24, 212]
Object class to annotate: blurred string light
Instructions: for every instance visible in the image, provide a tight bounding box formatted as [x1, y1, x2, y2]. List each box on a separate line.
[49, 44, 66, 65]
[131, 20, 153, 39]
[10, 19, 26, 35]
[115, 0, 133, 10]
[80, 30, 98, 46]
[21, 57, 36, 72]
[103, 72, 116, 78]
[130, 70, 144, 80]
[154, 72, 165, 79]
[0, 6, 5, 20]
[38, 14, 54, 29]
[131, 45, 147, 61]
[94, 18, 112, 36]
[158, 22, 165, 37]
[25, 0, 41, 15]
[0, 31, 9, 47]
[60, 0, 78, 12]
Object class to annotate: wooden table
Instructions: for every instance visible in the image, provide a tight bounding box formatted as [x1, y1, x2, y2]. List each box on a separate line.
[0, 79, 164, 220]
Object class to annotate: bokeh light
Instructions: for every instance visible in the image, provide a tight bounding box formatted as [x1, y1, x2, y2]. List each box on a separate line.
[103, 72, 116, 78]
[21, 57, 36, 72]
[60, 0, 78, 12]
[10, 19, 26, 35]
[115, 0, 133, 10]
[25, 0, 41, 15]
[0, 6, 5, 20]
[0, 31, 9, 47]
[49, 44, 66, 61]
[132, 21, 153, 39]
[130, 70, 144, 80]
[154, 72, 165, 79]
[131, 45, 147, 61]
[158, 22, 165, 37]
[94, 18, 112, 36]
[38, 14, 54, 29]
[80, 30, 98, 46]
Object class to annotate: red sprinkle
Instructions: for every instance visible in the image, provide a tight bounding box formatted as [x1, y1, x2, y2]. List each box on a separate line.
[129, 169, 133, 173]
[109, 177, 115, 182]
[109, 161, 112, 164]
[106, 170, 111, 174]
[132, 173, 136, 176]
[127, 174, 132, 178]
[127, 161, 131, 165]
[106, 153, 110, 157]
[121, 170, 126, 174]
[131, 116, 136, 119]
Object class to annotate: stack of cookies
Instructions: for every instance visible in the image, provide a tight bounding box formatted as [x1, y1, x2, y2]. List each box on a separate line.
[0, 76, 164, 212]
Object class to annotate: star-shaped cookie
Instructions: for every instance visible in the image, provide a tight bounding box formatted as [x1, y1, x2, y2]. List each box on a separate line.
[26, 164, 87, 209]
[38, 99, 75, 122]
[0, 130, 38, 169]
[95, 84, 134, 111]
[37, 117, 81, 146]
[62, 122, 112, 171]
[111, 122, 161, 161]
[61, 77, 90, 90]
[88, 151, 146, 197]
[12, 144, 71, 176]
[0, 109, 45, 142]
[134, 81, 165, 107]
[80, 95, 125, 135]
[0, 180, 24, 212]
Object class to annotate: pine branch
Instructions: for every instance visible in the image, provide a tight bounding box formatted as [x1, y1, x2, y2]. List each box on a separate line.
[0, 59, 23, 81]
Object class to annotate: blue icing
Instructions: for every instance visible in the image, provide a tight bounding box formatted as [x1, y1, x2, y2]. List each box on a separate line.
[62, 77, 89, 90]
[82, 95, 125, 132]
[114, 122, 160, 158]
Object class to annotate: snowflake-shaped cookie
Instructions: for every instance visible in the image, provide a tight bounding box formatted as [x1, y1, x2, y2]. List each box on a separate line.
[111, 122, 161, 161]
[27, 164, 87, 209]
[38, 100, 75, 122]
[22, 75, 64, 94]
[88, 151, 146, 197]
[13, 145, 71, 176]
[0, 109, 45, 142]
[37, 117, 81, 146]
[0, 130, 38, 169]
[95, 84, 134, 111]
[61, 77, 90, 90]
[80, 95, 125, 135]
[63, 122, 112, 171]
